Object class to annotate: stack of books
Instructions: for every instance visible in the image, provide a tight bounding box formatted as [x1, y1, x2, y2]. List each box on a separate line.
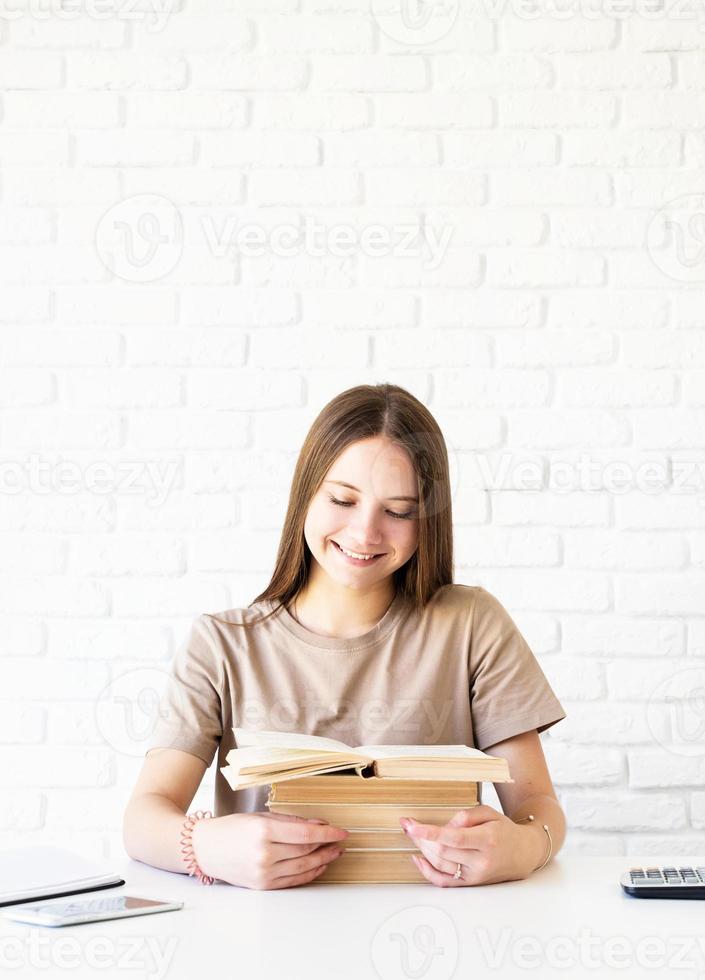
[267, 774, 480, 882]
[221, 728, 512, 884]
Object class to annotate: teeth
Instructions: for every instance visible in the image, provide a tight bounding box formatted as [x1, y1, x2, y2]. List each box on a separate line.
[336, 543, 378, 560]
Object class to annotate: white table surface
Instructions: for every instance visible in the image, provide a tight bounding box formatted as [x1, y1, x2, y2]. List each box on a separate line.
[2, 855, 705, 980]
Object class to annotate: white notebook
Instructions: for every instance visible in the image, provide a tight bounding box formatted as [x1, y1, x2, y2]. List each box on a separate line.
[0, 846, 124, 907]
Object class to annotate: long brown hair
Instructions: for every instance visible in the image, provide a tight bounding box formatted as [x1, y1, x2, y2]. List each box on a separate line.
[208, 383, 454, 628]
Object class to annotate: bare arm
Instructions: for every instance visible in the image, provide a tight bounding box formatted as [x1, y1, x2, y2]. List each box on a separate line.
[404, 729, 566, 886]
[489, 729, 567, 867]
[122, 746, 349, 889]
[122, 747, 207, 874]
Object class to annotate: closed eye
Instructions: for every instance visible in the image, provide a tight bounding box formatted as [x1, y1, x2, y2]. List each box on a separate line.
[327, 494, 415, 521]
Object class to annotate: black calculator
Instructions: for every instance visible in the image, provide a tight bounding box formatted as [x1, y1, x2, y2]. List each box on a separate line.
[621, 866, 705, 899]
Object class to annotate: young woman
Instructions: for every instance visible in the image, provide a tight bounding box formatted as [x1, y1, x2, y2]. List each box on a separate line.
[123, 383, 566, 890]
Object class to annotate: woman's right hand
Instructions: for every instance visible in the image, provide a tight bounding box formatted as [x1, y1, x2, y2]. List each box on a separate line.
[191, 811, 349, 890]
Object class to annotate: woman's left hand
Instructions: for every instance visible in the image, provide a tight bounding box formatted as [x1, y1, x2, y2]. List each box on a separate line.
[400, 804, 544, 887]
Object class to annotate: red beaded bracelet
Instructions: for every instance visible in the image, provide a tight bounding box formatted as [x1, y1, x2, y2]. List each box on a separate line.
[180, 809, 215, 885]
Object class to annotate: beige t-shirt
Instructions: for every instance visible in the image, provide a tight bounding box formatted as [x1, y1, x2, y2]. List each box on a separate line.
[146, 584, 566, 817]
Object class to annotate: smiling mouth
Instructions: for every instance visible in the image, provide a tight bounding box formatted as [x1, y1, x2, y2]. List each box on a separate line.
[332, 540, 386, 559]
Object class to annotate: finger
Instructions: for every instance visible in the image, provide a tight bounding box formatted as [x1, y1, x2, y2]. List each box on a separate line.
[412, 853, 464, 888]
[411, 836, 475, 871]
[418, 842, 485, 880]
[271, 843, 344, 880]
[268, 838, 346, 863]
[446, 805, 498, 828]
[411, 837, 445, 870]
[266, 861, 332, 890]
[266, 818, 349, 845]
[263, 813, 330, 824]
[401, 817, 480, 849]
[416, 843, 492, 884]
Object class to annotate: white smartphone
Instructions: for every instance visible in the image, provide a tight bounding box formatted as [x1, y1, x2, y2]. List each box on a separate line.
[1, 895, 183, 928]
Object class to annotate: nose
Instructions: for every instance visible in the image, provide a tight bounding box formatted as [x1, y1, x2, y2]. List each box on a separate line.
[348, 503, 384, 549]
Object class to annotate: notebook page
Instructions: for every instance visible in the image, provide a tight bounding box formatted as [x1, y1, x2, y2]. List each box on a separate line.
[0, 847, 117, 900]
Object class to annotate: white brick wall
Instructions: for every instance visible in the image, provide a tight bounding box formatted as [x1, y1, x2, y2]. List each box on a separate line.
[1, 2, 704, 863]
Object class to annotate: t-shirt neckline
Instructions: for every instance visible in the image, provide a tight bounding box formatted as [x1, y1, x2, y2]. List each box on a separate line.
[270, 591, 407, 651]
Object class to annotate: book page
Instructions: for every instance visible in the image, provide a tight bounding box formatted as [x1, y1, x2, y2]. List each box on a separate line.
[355, 744, 492, 760]
[225, 746, 341, 769]
[225, 762, 365, 788]
[234, 728, 356, 754]
[234, 730, 493, 760]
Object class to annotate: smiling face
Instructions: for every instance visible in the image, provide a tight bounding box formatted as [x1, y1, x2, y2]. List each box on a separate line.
[303, 436, 420, 593]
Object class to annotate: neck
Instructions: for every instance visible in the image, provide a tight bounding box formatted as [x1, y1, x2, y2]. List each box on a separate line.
[291, 575, 396, 639]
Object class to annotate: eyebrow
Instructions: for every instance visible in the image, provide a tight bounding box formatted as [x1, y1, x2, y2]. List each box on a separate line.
[325, 480, 419, 503]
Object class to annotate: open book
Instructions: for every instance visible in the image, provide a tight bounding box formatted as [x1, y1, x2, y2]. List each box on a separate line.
[221, 728, 512, 790]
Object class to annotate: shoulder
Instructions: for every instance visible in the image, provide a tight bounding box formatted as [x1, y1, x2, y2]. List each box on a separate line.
[425, 585, 521, 638]
[202, 602, 269, 627]
[426, 583, 497, 616]
[197, 598, 280, 643]
[178, 605, 258, 654]
[176, 603, 272, 681]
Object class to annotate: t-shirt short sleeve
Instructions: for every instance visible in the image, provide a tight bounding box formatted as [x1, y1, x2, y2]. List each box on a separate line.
[468, 587, 566, 751]
[146, 615, 224, 767]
